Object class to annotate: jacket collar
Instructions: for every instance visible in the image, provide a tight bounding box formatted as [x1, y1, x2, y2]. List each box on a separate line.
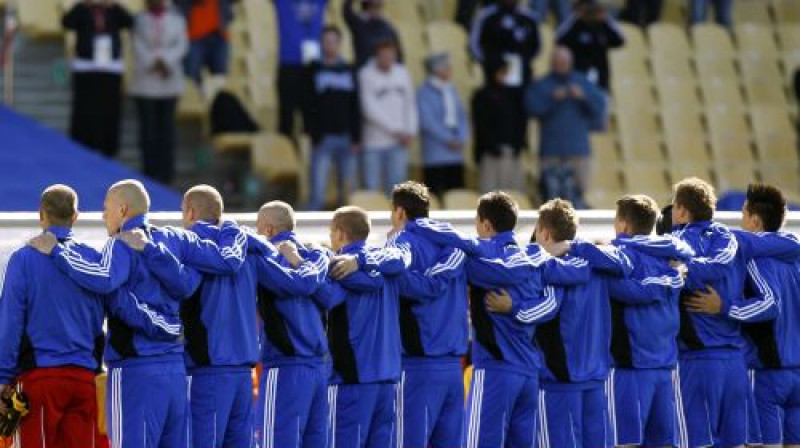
[339, 240, 366, 255]
[121, 214, 149, 231]
[270, 230, 299, 245]
[47, 226, 74, 241]
[490, 231, 517, 246]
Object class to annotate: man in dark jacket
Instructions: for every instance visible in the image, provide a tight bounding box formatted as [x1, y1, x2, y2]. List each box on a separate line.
[303, 25, 361, 211]
[556, 0, 625, 91]
[343, 0, 402, 67]
[62, 0, 133, 158]
[471, 58, 523, 193]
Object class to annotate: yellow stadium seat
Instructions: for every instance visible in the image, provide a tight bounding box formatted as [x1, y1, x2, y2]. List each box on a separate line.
[617, 110, 664, 162]
[657, 77, 702, 115]
[396, 22, 428, 85]
[585, 189, 621, 209]
[19, 0, 62, 38]
[534, 24, 555, 79]
[750, 105, 798, 161]
[692, 24, 736, 62]
[385, 0, 423, 22]
[695, 57, 738, 79]
[427, 21, 474, 90]
[706, 104, 755, 163]
[648, 24, 691, 58]
[591, 133, 621, 161]
[504, 190, 533, 210]
[778, 25, 800, 52]
[652, 55, 694, 81]
[736, 24, 779, 60]
[741, 60, 789, 106]
[443, 189, 480, 210]
[613, 77, 655, 114]
[772, 0, 800, 24]
[760, 166, 800, 193]
[701, 77, 746, 110]
[734, 0, 772, 24]
[670, 162, 712, 187]
[589, 160, 623, 193]
[624, 164, 671, 204]
[349, 191, 391, 211]
[714, 162, 758, 192]
[611, 51, 649, 78]
[619, 24, 648, 57]
[662, 110, 711, 164]
[661, 0, 685, 24]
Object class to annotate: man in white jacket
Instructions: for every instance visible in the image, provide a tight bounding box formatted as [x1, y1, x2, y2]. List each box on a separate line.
[358, 39, 418, 195]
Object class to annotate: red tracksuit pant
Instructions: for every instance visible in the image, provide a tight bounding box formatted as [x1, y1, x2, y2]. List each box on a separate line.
[16, 367, 99, 448]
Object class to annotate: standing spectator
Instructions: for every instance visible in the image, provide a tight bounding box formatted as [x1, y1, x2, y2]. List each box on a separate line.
[472, 58, 524, 193]
[274, 0, 327, 138]
[689, 0, 732, 28]
[343, 0, 402, 68]
[526, 47, 606, 207]
[470, 0, 539, 159]
[303, 25, 360, 211]
[130, 0, 188, 185]
[529, 0, 570, 24]
[62, 0, 133, 158]
[175, 0, 236, 84]
[556, 0, 624, 91]
[794, 68, 800, 127]
[359, 39, 417, 195]
[417, 52, 469, 196]
[456, 0, 491, 30]
[619, 0, 663, 28]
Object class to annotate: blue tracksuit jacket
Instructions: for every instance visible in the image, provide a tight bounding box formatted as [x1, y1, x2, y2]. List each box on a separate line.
[274, 0, 327, 65]
[257, 230, 330, 367]
[534, 241, 633, 386]
[671, 222, 800, 356]
[0, 226, 182, 382]
[607, 235, 694, 369]
[316, 241, 403, 385]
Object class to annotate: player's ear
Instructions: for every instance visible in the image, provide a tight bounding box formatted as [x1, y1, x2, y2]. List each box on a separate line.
[71, 212, 79, 226]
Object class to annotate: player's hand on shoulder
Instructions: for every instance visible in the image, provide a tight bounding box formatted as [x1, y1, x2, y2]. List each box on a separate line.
[485, 289, 513, 314]
[277, 241, 304, 268]
[684, 285, 722, 314]
[330, 254, 359, 280]
[116, 228, 150, 252]
[549, 240, 572, 257]
[28, 232, 58, 255]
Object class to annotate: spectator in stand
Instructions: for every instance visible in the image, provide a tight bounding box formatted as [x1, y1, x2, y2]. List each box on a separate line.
[472, 57, 524, 193]
[359, 39, 417, 195]
[417, 52, 470, 196]
[470, 0, 539, 161]
[175, 0, 236, 84]
[556, 0, 624, 91]
[689, 0, 732, 28]
[529, 0, 570, 24]
[274, 0, 327, 138]
[343, 0, 402, 68]
[619, 0, 662, 28]
[526, 46, 606, 207]
[794, 68, 800, 126]
[455, 0, 491, 30]
[62, 0, 133, 158]
[303, 25, 361, 211]
[130, 0, 188, 185]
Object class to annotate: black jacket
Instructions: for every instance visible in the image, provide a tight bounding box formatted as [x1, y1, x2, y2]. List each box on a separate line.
[556, 14, 625, 90]
[343, 0, 403, 67]
[471, 83, 517, 163]
[62, 3, 133, 62]
[470, 4, 540, 85]
[303, 60, 361, 144]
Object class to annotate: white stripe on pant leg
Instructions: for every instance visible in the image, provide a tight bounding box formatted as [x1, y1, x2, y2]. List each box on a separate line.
[269, 368, 279, 448]
[397, 372, 404, 448]
[609, 369, 618, 446]
[466, 370, 480, 448]
[468, 369, 485, 448]
[673, 368, 688, 448]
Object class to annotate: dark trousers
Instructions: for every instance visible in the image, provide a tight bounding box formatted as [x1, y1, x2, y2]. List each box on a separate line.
[277, 64, 306, 138]
[70, 71, 123, 157]
[424, 164, 465, 197]
[135, 97, 178, 184]
[620, 0, 663, 27]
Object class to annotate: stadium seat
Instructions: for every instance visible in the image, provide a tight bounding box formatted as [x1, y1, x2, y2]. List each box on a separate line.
[505, 190, 533, 210]
[611, 51, 649, 79]
[18, 0, 62, 39]
[591, 133, 621, 162]
[657, 77, 702, 115]
[177, 80, 207, 121]
[741, 60, 789, 106]
[670, 162, 712, 187]
[695, 57, 738, 80]
[396, 21, 428, 85]
[778, 25, 800, 52]
[613, 77, 655, 114]
[623, 164, 671, 204]
[385, 0, 423, 22]
[652, 55, 694, 82]
[589, 159, 623, 194]
[760, 166, 800, 193]
[705, 104, 755, 164]
[662, 110, 711, 165]
[736, 24, 780, 60]
[692, 24, 736, 62]
[648, 24, 692, 58]
[750, 105, 798, 162]
[771, 0, 800, 24]
[585, 189, 620, 209]
[349, 191, 391, 211]
[617, 111, 664, 162]
[252, 134, 301, 185]
[443, 189, 481, 210]
[619, 24, 648, 57]
[700, 77, 746, 111]
[733, 0, 772, 24]
[714, 162, 758, 192]
[426, 21, 475, 94]
[534, 24, 555, 79]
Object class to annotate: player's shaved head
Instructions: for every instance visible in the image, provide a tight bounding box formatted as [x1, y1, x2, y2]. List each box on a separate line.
[40, 184, 78, 227]
[184, 185, 224, 222]
[108, 179, 151, 216]
[259, 201, 295, 233]
[332, 206, 371, 242]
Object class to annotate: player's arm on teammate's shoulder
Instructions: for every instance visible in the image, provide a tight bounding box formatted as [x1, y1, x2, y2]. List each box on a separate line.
[685, 230, 737, 285]
[118, 229, 201, 300]
[689, 259, 780, 322]
[734, 229, 800, 262]
[486, 284, 561, 325]
[399, 247, 466, 301]
[570, 240, 633, 277]
[179, 221, 248, 274]
[35, 235, 132, 294]
[0, 252, 27, 393]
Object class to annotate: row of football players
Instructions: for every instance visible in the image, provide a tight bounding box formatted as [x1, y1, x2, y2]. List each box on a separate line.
[1, 177, 798, 448]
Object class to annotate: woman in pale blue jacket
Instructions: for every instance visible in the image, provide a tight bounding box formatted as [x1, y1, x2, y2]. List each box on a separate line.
[417, 52, 470, 196]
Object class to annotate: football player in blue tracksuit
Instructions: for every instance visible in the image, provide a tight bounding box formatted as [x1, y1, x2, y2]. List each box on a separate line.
[0, 185, 182, 448]
[314, 205, 406, 448]
[252, 201, 332, 448]
[32, 180, 246, 448]
[669, 177, 800, 448]
[603, 195, 694, 448]
[684, 184, 800, 447]
[406, 191, 565, 448]
[531, 198, 634, 448]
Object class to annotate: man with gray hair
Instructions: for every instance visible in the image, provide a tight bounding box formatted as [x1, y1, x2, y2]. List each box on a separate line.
[254, 200, 333, 448]
[417, 52, 470, 196]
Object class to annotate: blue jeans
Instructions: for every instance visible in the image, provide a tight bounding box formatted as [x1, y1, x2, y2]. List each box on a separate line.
[185, 33, 230, 84]
[529, 0, 571, 24]
[689, 0, 732, 27]
[361, 146, 409, 196]
[307, 134, 355, 211]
